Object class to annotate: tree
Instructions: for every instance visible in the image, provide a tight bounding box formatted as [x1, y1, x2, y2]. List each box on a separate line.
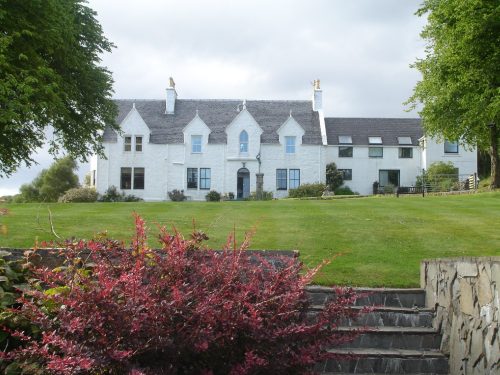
[326, 162, 343, 191]
[0, 0, 118, 177]
[406, 0, 500, 188]
[16, 156, 79, 202]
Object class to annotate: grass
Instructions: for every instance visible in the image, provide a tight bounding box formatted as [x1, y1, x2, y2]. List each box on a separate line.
[1, 192, 499, 287]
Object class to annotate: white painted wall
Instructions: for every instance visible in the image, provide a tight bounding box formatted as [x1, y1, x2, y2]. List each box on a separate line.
[96, 103, 478, 200]
[422, 139, 477, 176]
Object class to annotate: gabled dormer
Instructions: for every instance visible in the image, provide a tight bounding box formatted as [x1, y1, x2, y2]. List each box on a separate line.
[276, 114, 305, 154]
[119, 103, 150, 153]
[225, 101, 263, 158]
[183, 111, 211, 154]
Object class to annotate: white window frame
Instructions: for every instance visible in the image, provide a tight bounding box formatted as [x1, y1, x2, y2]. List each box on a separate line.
[191, 135, 202, 153]
[289, 169, 300, 189]
[239, 130, 249, 154]
[200, 168, 211, 190]
[369, 147, 383, 158]
[135, 136, 143, 152]
[124, 136, 132, 152]
[285, 136, 296, 154]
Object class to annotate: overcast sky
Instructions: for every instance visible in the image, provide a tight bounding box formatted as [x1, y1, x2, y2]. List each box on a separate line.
[0, 0, 427, 196]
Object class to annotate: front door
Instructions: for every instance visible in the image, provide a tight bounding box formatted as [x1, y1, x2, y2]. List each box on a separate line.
[237, 168, 250, 199]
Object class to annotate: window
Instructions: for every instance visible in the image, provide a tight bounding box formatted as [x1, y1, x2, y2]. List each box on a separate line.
[239, 130, 248, 153]
[444, 141, 459, 154]
[135, 136, 143, 152]
[191, 135, 202, 153]
[285, 136, 296, 154]
[121, 167, 144, 189]
[338, 136, 352, 144]
[200, 168, 211, 190]
[339, 146, 353, 158]
[120, 167, 132, 189]
[276, 169, 287, 190]
[379, 170, 400, 187]
[368, 136, 383, 145]
[399, 147, 413, 158]
[339, 169, 352, 181]
[398, 137, 412, 145]
[124, 136, 132, 152]
[133, 168, 144, 189]
[289, 169, 300, 189]
[187, 168, 198, 189]
[369, 147, 383, 158]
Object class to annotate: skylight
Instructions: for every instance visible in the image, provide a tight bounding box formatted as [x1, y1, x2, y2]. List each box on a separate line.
[398, 137, 412, 145]
[338, 136, 352, 144]
[368, 136, 382, 144]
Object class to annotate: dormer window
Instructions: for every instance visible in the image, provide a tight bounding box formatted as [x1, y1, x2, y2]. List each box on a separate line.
[338, 136, 352, 144]
[124, 136, 132, 151]
[239, 130, 248, 153]
[285, 136, 296, 154]
[135, 136, 143, 152]
[191, 135, 202, 153]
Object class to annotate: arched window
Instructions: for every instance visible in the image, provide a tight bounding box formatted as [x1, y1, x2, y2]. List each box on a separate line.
[239, 130, 248, 153]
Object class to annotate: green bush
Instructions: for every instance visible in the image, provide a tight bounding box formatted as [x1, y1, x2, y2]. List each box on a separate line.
[168, 189, 186, 202]
[99, 186, 142, 202]
[0, 250, 37, 374]
[416, 161, 459, 192]
[288, 183, 326, 198]
[334, 186, 358, 195]
[326, 162, 343, 191]
[205, 190, 221, 202]
[58, 187, 98, 203]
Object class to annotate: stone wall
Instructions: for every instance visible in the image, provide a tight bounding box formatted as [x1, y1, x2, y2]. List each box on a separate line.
[421, 257, 499, 375]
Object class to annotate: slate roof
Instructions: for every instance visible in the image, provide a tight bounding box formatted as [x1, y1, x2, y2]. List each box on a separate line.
[103, 99, 323, 145]
[324, 117, 423, 146]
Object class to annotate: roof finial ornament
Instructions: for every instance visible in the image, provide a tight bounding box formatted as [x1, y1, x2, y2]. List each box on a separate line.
[132, 102, 136, 109]
[289, 109, 292, 117]
[195, 109, 199, 117]
[242, 99, 247, 110]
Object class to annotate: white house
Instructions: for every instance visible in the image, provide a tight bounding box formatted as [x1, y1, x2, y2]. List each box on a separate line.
[91, 79, 477, 200]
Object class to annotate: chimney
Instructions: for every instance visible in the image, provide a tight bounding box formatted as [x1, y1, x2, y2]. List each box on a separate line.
[312, 79, 322, 111]
[165, 77, 177, 114]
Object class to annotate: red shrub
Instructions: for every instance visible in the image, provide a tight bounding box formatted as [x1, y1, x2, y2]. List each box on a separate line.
[3, 215, 362, 374]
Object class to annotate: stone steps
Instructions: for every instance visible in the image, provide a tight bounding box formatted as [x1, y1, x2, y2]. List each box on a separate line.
[306, 287, 449, 374]
[310, 305, 435, 327]
[317, 348, 449, 374]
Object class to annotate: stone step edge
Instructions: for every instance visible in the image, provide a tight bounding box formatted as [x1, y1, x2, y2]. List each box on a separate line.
[334, 326, 439, 334]
[327, 348, 447, 358]
[309, 305, 434, 313]
[306, 286, 425, 294]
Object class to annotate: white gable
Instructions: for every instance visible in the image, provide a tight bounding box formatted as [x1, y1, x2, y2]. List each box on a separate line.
[119, 105, 150, 136]
[277, 115, 305, 145]
[225, 107, 263, 157]
[183, 113, 211, 144]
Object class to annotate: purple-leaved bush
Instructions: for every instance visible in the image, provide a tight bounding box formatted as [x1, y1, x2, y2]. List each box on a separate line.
[2, 215, 363, 374]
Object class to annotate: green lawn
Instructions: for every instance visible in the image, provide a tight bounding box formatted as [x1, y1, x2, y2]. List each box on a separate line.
[1, 192, 499, 287]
